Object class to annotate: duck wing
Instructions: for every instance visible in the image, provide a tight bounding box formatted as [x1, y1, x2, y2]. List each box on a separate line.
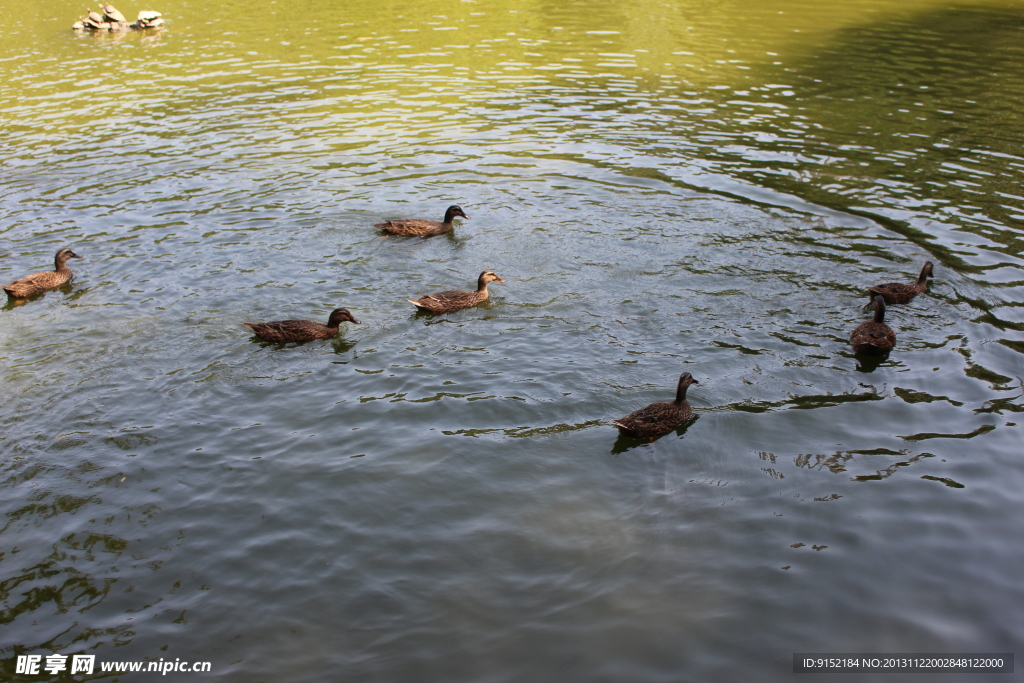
[4, 269, 71, 297]
[867, 282, 919, 304]
[850, 322, 896, 354]
[376, 219, 449, 236]
[244, 319, 333, 343]
[612, 401, 690, 437]
[409, 288, 479, 312]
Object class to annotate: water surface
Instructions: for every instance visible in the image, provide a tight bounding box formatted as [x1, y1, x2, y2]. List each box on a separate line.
[2, 0, 1023, 681]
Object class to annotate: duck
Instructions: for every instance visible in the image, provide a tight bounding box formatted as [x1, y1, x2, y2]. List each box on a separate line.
[244, 308, 361, 343]
[376, 205, 469, 237]
[408, 270, 504, 314]
[867, 261, 934, 304]
[4, 248, 81, 298]
[612, 372, 699, 438]
[850, 295, 896, 355]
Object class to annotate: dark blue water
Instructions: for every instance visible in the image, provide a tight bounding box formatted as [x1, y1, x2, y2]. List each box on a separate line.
[2, 1, 1022, 681]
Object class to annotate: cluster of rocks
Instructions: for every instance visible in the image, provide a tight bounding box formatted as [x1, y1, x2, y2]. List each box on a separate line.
[72, 4, 163, 31]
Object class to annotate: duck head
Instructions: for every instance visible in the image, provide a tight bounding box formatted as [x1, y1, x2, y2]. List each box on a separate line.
[871, 294, 887, 322]
[675, 372, 698, 403]
[478, 270, 505, 287]
[444, 205, 470, 222]
[328, 308, 361, 326]
[55, 248, 81, 265]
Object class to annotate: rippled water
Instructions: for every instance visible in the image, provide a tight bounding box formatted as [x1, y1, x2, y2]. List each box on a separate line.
[2, 0, 1023, 680]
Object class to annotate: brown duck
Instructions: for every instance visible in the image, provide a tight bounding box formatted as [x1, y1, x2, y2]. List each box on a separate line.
[851, 295, 896, 355]
[244, 308, 361, 343]
[4, 248, 81, 298]
[376, 205, 469, 237]
[612, 372, 699, 438]
[408, 270, 504, 314]
[868, 261, 934, 304]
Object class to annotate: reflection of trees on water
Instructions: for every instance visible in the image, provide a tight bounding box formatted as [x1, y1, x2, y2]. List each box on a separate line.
[788, 447, 942, 482]
[0, 533, 136, 664]
[0, 447, 166, 666]
[733, 6, 1024, 263]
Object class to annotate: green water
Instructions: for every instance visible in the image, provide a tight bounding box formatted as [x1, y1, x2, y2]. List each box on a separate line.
[2, 0, 1023, 681]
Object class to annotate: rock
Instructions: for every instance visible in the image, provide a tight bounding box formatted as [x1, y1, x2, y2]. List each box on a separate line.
[74, 6, 164, 31]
